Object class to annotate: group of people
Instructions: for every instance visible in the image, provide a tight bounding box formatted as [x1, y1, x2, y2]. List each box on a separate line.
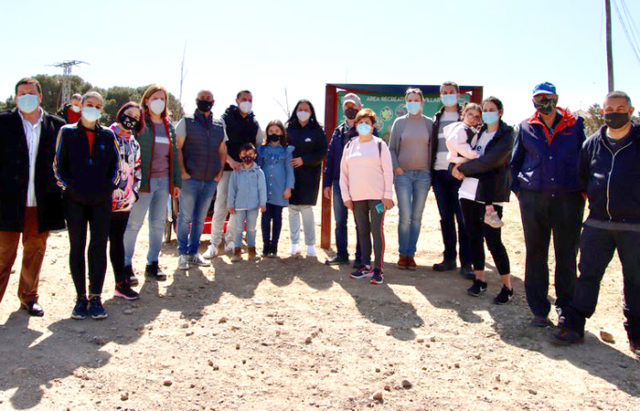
[0, 76, 638, 358]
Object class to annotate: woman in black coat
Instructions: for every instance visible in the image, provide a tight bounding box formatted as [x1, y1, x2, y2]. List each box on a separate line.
[451, 96, 514, 304]
[285, 99, 327, 257]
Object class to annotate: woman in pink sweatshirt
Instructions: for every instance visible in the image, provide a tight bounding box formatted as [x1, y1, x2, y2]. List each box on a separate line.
[340, 108, 394, 285]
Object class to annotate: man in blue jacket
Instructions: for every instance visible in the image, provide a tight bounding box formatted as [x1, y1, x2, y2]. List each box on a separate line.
[552, 91, 640, 358]
[323, 93, 363, 267]
[511, 82, 586, 327]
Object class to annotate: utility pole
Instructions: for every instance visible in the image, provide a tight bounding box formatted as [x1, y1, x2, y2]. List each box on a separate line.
[51, 60, 87, 109]
[605, 0, 614, 91]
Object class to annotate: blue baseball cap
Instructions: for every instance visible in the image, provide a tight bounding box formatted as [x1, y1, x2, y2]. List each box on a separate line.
[533, 82, 557, 96]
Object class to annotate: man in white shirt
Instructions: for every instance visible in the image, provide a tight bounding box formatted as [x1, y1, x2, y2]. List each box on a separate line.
[0, 77, 65, 316]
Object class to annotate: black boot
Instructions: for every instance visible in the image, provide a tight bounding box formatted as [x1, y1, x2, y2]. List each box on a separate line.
[145, 261, 167, 281]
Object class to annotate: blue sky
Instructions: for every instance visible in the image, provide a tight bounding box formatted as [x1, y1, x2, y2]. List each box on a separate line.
[2, 0, 639, 126]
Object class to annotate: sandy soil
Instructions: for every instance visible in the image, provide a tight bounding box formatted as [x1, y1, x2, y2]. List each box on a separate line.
[1, 195, 639, 410]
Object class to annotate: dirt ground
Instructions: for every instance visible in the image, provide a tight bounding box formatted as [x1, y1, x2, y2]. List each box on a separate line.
[1, 195, 639, 410]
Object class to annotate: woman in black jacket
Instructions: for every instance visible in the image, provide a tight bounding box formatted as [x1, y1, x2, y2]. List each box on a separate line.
[54, 91, 120, 320]
[286, 100, 328, 257]
[452, 96, 514, 304]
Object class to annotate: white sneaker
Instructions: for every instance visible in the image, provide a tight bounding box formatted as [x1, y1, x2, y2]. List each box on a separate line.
[202, 245, 216, 260]
[484, 211, 504, 229]
[177, 255, 190, 270]
[306, 245, 316, 257]
[224, 241, 235, 253]
[290, 244, 301, 256]
[191, 254, 209, 267]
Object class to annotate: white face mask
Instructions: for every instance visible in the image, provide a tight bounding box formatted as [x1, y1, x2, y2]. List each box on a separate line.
[239, 101, 252, 114]
[296, 111, 311, 123]
[149, 99, 165, 115]
[70, 105, 81, 113]
[16, 94, 39, 114]
[82, 106, 101, 123]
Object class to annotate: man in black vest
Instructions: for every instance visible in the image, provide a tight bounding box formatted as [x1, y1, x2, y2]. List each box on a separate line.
[0, 77, 65, 316]
[202, 90, 264, 259]
[176, 90, 227, 269]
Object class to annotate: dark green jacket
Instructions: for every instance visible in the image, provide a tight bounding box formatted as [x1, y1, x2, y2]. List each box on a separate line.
[135, 117, 181, 193]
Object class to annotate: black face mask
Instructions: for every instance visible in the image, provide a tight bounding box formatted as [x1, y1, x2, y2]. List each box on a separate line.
[534, 98, 556, 115]
[242, 155, 254, 164]
[604, 112, 630, 130]
[344, 107, 359, 120]
[120, 114, 139, 131]
[197, 99, 213, 112]
[267, 134, 281, 142]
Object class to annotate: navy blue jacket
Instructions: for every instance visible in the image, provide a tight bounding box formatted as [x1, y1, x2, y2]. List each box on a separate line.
[323, 122, 378, 188]
[54, 122, 121, 205]
[579, 124, 640, 224]
[287, 123, 327, 205]
[511, 108, 586, 194]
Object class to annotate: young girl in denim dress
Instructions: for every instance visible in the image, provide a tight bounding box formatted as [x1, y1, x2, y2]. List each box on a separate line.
[257, 120, 295, 257]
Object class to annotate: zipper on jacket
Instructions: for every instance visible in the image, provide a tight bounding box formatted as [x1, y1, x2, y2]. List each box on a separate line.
[602, 140, 634, 221]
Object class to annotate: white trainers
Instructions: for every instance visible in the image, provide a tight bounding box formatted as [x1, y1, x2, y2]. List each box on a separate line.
[224, 241, 235, 254]
[177, 255, 190, 270]
[306, 245, 317, 257]
[484, 211, 504, 229]
[191, 254, 209, 267]
[202, 245, 216, 260]
[290, 244, 301, 256]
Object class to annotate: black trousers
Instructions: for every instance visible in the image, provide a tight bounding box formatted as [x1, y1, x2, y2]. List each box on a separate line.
[432, 170, 472, 265]
[565, 225, 640, 344]
[65, 198, 112, 298]
[519, 191, 585, 318]
[460, 199, 510, 275]
[109, 212, 130, 285]
[353, 200, 385, 270]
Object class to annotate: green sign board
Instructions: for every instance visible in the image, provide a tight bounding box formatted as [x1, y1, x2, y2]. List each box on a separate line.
[337, 92, 470, 142]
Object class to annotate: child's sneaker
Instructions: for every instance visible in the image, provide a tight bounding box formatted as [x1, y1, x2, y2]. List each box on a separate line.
[467, 279, 488, 296]
[290, 244, 301, 257]
[88, 296, 108, 320]
[306, 245, 316, 257]
[191, 254, 209, 267]
[115, 281, 140, 301]
[493, 285, 513, 304]
[71, 296, 88, 320]
[123, 265, 138, 286]
[350, 265, 374, 279]
[177, 255, 190, 270]
[484, 211, 504, 228]
[231, 247, 242, 263]
[370, 268, 384, 285]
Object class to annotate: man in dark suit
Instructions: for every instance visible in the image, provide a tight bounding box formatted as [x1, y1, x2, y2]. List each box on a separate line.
[0, 77, 66, 316]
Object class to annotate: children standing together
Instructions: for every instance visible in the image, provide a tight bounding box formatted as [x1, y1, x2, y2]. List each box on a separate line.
[2, 76, 639, 360]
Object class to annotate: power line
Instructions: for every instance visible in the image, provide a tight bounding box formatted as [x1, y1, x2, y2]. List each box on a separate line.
[619, 0, 640, 54]
[613, 0, 640, 65]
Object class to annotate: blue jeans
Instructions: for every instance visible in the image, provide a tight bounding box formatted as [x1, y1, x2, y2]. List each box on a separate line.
[432, 170, 471, 265]
[177, 178, 218, 255]
[232, 209, 258, 248]
[123, 177, 170, 266]
[288, 205, 315, 246]
[394, 170, 431, 257]
[332, 180, 361, 260]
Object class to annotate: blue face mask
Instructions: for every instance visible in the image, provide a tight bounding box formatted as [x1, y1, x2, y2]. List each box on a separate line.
[356, 122, 373, 136]
[482, 111, 499, 125]
[407, 101, 422, 115]
[441, 94, 458, 107]
[17, 94, 39, 114]
[82, 107, 102, 123]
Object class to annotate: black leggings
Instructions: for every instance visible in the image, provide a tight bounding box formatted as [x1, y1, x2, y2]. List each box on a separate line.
[261, 203, 283, 252]
[109, 212, 130, 285]
[65, 199, 112, 298]
[459, 199, 510, 275]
